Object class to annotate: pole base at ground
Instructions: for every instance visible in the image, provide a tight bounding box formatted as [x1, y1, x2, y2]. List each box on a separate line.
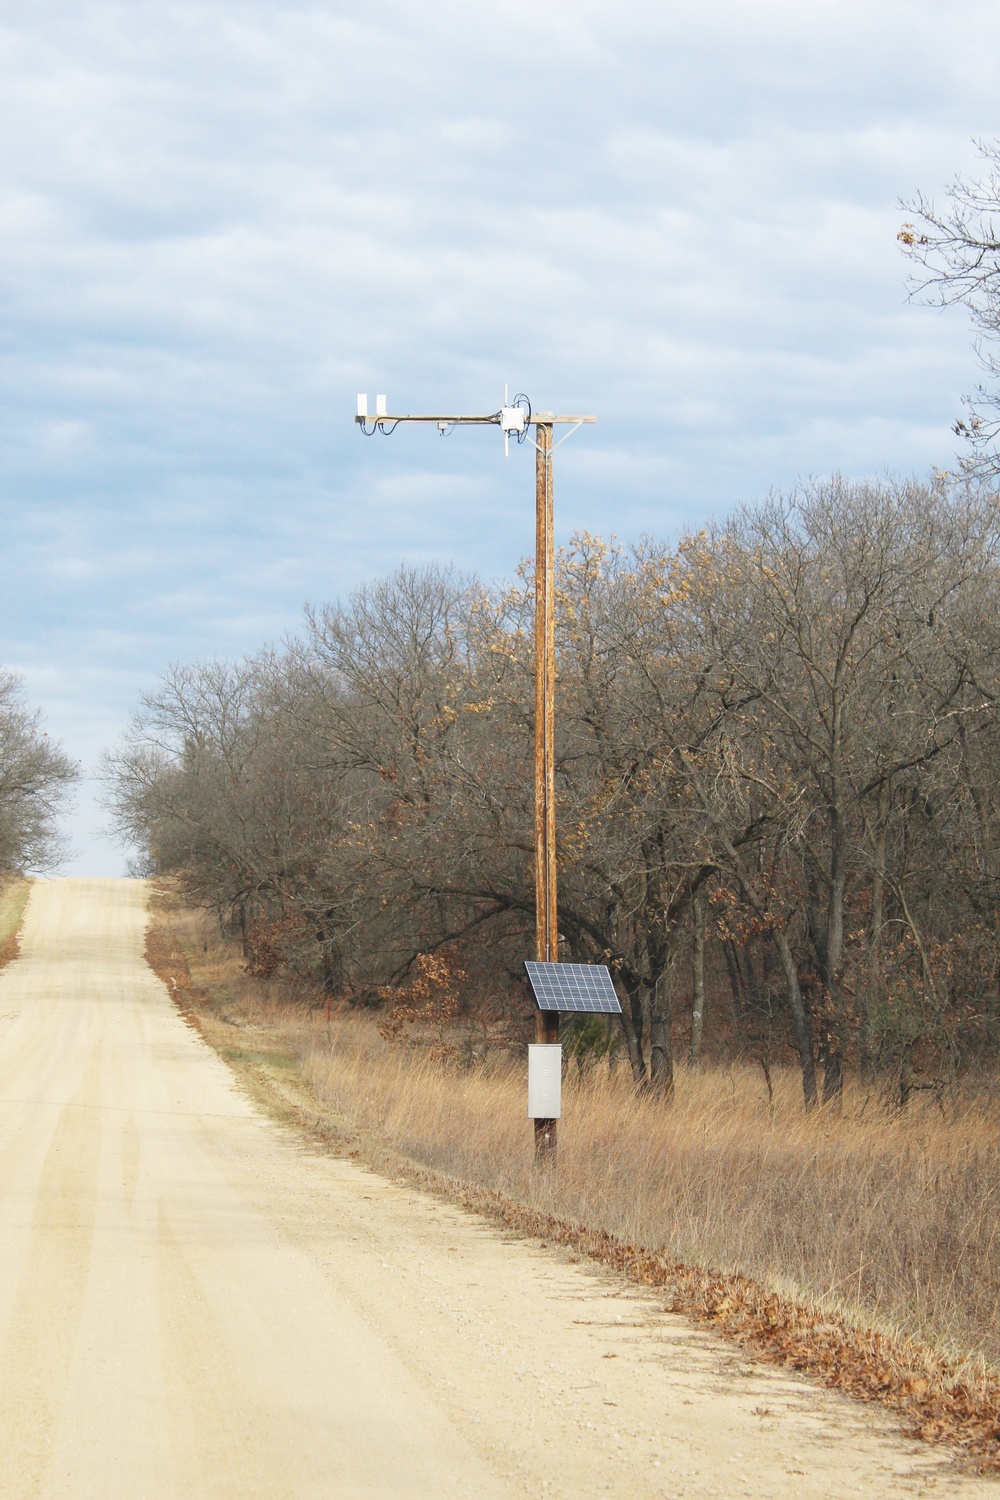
[534, 1117, 557, 1162]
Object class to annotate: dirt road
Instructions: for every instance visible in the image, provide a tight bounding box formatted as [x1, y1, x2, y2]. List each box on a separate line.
[0, 878, 990, 1498]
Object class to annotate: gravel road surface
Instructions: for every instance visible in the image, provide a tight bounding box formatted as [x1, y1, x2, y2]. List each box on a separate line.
[0, 877, 992, 1499]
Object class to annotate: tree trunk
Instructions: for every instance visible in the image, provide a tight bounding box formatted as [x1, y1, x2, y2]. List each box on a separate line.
[807, 876, 846, 1106]
[649, 968, 674, 1095]
[318, 930, 342, 996]
[618, 983, 647, 1085]
[820, 812, 847, 1106]
[688, 894, 705, 1067]
[820, 1038, 844, 1106]
[723, 940, 746, 1020]
[773, 928, 817, 1110]
[861, 784, 889, 1080]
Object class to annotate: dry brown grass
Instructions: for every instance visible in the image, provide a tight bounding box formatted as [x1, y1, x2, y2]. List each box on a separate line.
[304, 1033, 1000, 1363]
[151, 893, 1000, 1462]
[0, 877, 31, 971]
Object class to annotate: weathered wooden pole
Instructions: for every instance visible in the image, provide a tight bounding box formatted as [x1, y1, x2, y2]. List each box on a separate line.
[353, 393, 594, 1161]
[534, 418, 559, 1158]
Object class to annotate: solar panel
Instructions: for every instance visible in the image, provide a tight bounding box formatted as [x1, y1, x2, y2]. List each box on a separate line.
[524, 961, 623, 1015]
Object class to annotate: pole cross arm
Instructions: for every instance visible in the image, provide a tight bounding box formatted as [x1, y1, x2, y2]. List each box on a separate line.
[354, 413, 498, 425]
[528, 414, 596, 425]
[353, 412, 595, 425]
[355, 395, 594, 450]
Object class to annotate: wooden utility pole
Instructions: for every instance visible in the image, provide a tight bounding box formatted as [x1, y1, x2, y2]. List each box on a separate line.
[533, 418, 559, 1156]
[534, 417, 557, 968]
[354, 393, 594, 1160]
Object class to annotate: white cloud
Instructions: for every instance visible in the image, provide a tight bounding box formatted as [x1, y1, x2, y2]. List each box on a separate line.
[0, 0, 998, 869]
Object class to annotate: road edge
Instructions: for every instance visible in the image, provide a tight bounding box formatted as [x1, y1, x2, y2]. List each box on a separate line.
[0, 877, 31, 975]
[143, 886, 1000, 1475]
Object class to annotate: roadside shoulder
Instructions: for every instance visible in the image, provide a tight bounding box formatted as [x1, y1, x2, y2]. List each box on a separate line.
[142, 885, 1000, 1478]
[0, 877, 31, 973]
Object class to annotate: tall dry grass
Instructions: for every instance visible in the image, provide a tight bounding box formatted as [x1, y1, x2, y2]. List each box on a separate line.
[299, 1022, 1000, 1372]
[0, 877, 30, 970]
[167, 903, 1000, 1377]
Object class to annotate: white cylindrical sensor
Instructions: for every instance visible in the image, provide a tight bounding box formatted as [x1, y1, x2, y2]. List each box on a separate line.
[528, 1043, 562, 1119]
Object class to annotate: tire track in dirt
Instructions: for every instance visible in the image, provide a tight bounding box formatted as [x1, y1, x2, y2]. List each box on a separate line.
[0, 876, 994, 1500]
[0, 1043, 103, 1490]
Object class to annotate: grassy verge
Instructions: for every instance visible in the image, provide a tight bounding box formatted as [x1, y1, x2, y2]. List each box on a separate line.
[148, 887, 1000, 1470]
[0, 877, 31, 972]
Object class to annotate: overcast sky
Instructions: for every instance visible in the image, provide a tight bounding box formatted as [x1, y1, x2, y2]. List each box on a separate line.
[1, 0, 998, 873]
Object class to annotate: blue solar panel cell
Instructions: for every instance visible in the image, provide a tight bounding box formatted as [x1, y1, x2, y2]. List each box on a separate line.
[524, 961, 622, 1014]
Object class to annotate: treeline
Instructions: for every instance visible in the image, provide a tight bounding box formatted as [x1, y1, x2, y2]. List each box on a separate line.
[0, 672, 77, 873]
[104, 477, 1000, 1107]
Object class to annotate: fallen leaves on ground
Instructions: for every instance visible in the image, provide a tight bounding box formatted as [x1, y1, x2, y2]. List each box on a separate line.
[423, 1180, 1000, 1470]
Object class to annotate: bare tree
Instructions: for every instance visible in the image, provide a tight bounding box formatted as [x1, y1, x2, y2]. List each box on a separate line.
[901, 140, 1000, 474]
[102, 479, 1000, 1107]
[0, 672, 78, 872]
